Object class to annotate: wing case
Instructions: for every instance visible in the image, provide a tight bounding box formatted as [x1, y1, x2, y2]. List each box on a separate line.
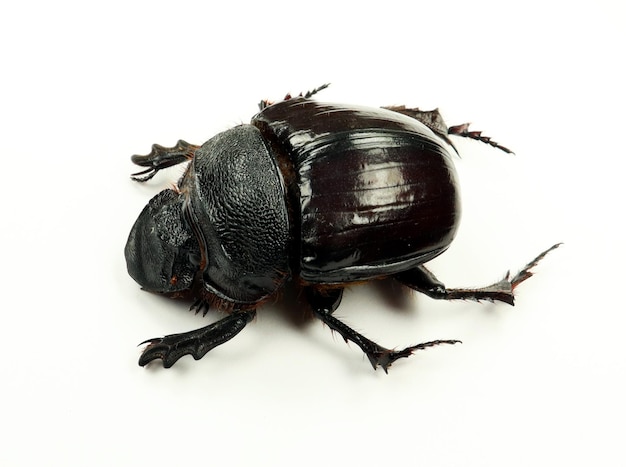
[253, 99, 460, 284]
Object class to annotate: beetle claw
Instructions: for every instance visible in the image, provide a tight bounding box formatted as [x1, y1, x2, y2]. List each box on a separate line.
[190, 299, 211, 317]
[130, 167, 159, 182]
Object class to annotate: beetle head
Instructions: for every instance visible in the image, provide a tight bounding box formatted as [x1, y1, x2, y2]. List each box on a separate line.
[125, 189, 199, 293]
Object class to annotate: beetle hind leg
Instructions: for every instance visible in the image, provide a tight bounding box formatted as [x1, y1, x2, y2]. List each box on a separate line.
[131, 140, 200, 182]
[307, 288, 459, 373]
[447, 122, 514, 154]
[383, 106, 513, 154]
[138, 310, 255, 367]
[395, 243, 561, 304]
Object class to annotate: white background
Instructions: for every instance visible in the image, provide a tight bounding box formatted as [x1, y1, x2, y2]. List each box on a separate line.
[2, 1, 624, 466]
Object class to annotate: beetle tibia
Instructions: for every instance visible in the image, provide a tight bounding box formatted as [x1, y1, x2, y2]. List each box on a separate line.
[138, 310, 255, 367]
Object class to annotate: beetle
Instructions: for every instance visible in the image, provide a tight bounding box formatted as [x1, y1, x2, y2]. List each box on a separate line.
[125, 84, 559, 372]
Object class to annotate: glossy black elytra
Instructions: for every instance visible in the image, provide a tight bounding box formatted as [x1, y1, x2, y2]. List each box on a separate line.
[125, 85, 560, 372]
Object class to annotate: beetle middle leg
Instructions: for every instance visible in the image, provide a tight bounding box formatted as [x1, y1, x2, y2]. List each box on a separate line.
[131, 140, 200, 182]
[307, 287, 460, 373]
[258, 83, 331, 111]
[138, 310, 256, 367]
[395, 243, 561, 305]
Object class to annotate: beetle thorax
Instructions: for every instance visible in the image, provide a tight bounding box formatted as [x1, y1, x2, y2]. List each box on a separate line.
[183, 125, 291, 305]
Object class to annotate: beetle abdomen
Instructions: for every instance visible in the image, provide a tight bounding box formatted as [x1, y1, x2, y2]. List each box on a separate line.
[254, 100, 460, 283]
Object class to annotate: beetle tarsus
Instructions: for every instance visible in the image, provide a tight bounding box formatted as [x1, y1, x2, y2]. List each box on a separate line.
[258, 83, 330, 111]
[509, 243, 562, 289]
[307, 287, 459, 372]
[396, 243, 562, 305]
[303, 83, 330, 99]
[447, 123, 514, 154]
[368, 340, 462, 374]
[285, 83, 331, 101]
[138, 310, 256, 367]
[190, 298, 211, 317]
[131, 140, 199, 182]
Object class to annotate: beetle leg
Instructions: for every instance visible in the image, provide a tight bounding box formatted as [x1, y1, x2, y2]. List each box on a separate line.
[307, 288, 459, 373]
[138, 310, 255, 367]
[301, 83, 330, 99]
[447, 123, 514, 154]
[131, 140, 200, 182]
[190, 298, 211, 317]
[383, 105, 513, 154]
[395, 243, 561, 305]
[258, 83, 330, 111]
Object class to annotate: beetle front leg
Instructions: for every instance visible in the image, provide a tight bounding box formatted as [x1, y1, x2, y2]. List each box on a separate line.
[307, 288, 459, 373]
[131, 140, 200, 182]
[138, 310, 255, 367]
[395, 244, 561, 305]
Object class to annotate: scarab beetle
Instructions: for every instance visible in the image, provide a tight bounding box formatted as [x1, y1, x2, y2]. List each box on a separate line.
[125, 84, 559, 372]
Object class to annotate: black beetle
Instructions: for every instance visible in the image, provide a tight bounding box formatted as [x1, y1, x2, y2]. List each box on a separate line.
[125, 85, 559, 372]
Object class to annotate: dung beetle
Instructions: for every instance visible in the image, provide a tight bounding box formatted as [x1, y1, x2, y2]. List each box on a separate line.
[125, 84, 560, 372]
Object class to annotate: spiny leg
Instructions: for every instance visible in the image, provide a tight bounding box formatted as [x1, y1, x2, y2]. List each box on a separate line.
[383, 105, 513, 154]
[447, 122, 513, 154]
[138, 310, 256, 368]
[395, 243, 562, 305]
[301, 83, 331, 99]
[258, 83, 331, 111]
[131, 139, 200, 182]
[307, 287, 460, 373]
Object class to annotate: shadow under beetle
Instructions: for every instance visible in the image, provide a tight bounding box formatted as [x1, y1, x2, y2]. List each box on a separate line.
[125, 84, 560, 372]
